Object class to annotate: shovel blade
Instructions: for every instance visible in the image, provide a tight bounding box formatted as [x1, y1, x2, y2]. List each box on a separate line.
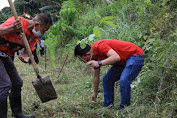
[32, 76, 57, 103]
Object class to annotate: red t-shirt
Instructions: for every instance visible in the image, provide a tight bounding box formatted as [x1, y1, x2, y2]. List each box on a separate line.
[0, 16, 38, 56]
[91, 39, 143, 65]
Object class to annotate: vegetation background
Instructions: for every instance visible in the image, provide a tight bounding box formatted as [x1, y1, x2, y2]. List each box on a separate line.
[0, 0, 177, 117]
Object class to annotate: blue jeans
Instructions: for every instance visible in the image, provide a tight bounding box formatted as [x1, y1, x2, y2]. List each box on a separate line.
[103, 54, 144, 109]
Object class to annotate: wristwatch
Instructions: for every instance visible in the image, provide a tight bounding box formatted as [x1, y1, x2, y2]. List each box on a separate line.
[98, 60, 102, 67]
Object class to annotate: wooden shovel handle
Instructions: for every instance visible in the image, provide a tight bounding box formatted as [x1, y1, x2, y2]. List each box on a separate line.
[8, 0, 40, 78]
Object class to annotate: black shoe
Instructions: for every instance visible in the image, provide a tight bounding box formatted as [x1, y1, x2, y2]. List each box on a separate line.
[9, 86, 35, 118]
[12, 112, 35, 118]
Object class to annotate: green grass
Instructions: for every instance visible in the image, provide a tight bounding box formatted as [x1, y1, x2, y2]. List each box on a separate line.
[7, 49, 177, 118]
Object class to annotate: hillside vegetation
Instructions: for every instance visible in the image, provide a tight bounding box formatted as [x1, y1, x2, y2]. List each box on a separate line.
[5, 0, 177, 117]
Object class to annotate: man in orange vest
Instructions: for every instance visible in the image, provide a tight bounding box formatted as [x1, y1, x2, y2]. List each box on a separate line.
[10, 13, 40, 64]
[74, 39, 144, 109]
[0, 13, 52, 118]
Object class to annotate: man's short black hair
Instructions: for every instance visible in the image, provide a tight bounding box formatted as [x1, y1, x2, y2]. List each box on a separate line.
[74, 43, 91, 56]
[34, 13, 52, 25]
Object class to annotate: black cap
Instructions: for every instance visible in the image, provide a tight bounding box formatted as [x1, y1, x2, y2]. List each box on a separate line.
[74, 43, 91, 56]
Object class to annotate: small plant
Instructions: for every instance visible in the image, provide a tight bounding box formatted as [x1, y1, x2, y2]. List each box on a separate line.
[80, 16, 117, 48]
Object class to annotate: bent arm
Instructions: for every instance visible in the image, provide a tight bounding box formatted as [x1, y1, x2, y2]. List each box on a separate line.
[0, 19, 22, 36]
[0, 26, 15, 36]
[86, 49, 121, 68]
[101, 49, 121, 66]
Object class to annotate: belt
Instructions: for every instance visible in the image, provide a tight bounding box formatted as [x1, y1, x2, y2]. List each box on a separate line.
[0, 51, 8, 58]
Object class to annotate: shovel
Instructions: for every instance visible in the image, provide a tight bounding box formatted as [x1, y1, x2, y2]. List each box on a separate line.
[8, 0, 57, 103]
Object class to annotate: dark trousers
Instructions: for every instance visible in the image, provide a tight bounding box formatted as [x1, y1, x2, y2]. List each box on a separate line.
[40, 47, 44, 57]
[29, 49, 39, 64]
[0, 56, 23, 117]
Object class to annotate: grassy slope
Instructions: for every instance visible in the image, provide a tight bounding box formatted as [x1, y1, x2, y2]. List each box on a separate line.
[8, 46, 176, 118]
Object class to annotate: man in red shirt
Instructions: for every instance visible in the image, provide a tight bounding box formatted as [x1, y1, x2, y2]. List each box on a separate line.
[0, 13, 52, 118]
[74, 39, 144, 109]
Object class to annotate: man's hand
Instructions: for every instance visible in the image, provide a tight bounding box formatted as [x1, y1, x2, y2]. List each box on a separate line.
[0, 18, 22, 36]
[86, 60, 100, 68]
[18, 56, 29, 63]
[13, 19, 22, 30]
[92, 92, 98, 102]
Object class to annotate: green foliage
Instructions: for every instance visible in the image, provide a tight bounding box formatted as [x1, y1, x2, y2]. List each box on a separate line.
[100, 16, 117, 28]
[93, 26, 101, 37]
[80, 16, 117, 48]
[13, 0, 177, 117]
[39, 5, 60, 12]
[0, 11, 8, 24]
[14, 0, 42, 17]
[59, 0, 78, 26]
[80, 34, 96, 49]
[44, 29, 60, 67]
[0, 0, 45, 23]
[1, 7, 12, 20]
